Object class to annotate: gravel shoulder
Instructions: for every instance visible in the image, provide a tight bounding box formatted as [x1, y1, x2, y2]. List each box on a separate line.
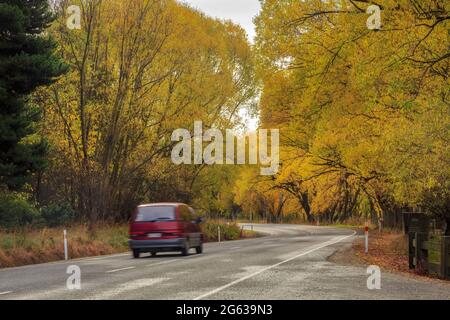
[328, 231, 450, 287]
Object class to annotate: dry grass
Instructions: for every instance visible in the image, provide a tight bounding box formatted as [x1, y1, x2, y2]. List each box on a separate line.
[0, 224, 129, 268]
[0, 220, 260, 268]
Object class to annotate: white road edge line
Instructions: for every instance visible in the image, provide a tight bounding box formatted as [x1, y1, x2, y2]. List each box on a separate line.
[0, 291, 12, 295]
[106, 266, 136, 273]
[194, 231, 356, 300]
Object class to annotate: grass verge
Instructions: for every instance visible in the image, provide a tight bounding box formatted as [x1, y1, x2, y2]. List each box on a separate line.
[0, 220, 257, 268]
[0, 224, 129, 268]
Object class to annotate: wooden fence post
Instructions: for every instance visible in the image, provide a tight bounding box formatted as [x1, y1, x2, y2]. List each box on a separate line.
[408, 232, 415, 269]
[444, 236, 450, 280]
[415, 232, 428, 273]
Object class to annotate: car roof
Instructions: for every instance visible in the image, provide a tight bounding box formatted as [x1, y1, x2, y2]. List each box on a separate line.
[137, 202, 187, 208]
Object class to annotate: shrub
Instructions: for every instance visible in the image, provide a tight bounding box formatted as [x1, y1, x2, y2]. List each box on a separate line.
[1, 237, 14, 250]
[107, 232, 128, 249]
[222, 223, 241, 240]
[0, 193, 40, 229]
[40, 202, 75, 227]
[201, 220, 241, 242]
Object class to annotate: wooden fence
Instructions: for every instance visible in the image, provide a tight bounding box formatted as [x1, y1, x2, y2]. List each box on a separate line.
[408, 232, 450, 279]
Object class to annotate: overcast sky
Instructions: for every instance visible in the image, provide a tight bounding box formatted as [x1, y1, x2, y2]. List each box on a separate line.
[182, 0, 261, 41]
[182, 0, 261, 131]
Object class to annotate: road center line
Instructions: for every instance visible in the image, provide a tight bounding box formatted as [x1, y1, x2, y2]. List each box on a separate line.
[145, 259, 178, 267]
[106, 266, 136, 273]
[194, 231, 356, 300]
[0, 291, 12, 295]
[85, 253, 130, 262]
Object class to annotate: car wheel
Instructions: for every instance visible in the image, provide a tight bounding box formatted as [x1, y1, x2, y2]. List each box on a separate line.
[132, 249, 140, 259]
[195, 242, 203, 254]
[181, 239, 189, 256]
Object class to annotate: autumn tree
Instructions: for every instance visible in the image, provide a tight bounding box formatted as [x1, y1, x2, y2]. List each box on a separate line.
[254, 0, 449, 226]
[35, 0, 256, 223]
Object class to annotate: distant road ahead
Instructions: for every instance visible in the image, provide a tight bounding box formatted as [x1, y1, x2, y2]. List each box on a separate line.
[1, 224, 449, 300]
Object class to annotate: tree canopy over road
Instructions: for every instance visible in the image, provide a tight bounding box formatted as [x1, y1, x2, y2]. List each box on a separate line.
[237, 0, 449, 228]
[0, 0, 448, 231]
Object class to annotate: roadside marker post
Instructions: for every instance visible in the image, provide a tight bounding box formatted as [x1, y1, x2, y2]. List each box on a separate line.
[364, 222, 369, 254]
[218, 226, 221, 243]
[64, 229, 69, 260]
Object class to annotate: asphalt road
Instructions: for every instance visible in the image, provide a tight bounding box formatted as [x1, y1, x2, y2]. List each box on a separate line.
[1, 224, 449, 300]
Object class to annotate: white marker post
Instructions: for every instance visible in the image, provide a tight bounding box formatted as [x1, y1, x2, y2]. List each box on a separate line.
[218, 226, 221, 243]
[63, 229, 69, 261]
[364, 222, 369, 254]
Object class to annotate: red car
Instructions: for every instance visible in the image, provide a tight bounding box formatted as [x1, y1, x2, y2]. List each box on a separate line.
[129, 203, 204, 258]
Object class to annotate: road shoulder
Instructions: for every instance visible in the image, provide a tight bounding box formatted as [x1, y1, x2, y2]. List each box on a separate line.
[328, 230, 450, 287]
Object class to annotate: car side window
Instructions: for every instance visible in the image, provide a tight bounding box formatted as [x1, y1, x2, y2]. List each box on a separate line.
[180, 206, 191, 222]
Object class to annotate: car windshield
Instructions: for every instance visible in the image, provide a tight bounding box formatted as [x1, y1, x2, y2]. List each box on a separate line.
[135, 206, 176, 222]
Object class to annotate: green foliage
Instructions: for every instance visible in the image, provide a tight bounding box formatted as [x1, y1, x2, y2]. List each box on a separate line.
[0, 193, 40, 229]
[0, 0, 67, 190]
[107, 232, 129, 249]
[201, 221, 241, 242]
[221, 224, 241, 240]
[40, 202, 75, 227]
[419, 183, 450, 231]
[0, 237, 14, 250]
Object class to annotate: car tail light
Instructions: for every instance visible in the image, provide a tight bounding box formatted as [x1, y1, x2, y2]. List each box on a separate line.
[129, 232, 144, 238]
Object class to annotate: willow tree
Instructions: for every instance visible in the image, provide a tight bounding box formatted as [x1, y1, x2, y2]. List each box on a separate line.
[254, 0, 449, 224]
[35, 0, 256, 223]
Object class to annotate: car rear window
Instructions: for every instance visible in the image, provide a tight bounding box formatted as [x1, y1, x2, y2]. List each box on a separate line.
[135, 206, 176, 222]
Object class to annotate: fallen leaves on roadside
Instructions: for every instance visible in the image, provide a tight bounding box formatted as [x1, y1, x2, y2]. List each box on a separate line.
[353, 230, 409, 273]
